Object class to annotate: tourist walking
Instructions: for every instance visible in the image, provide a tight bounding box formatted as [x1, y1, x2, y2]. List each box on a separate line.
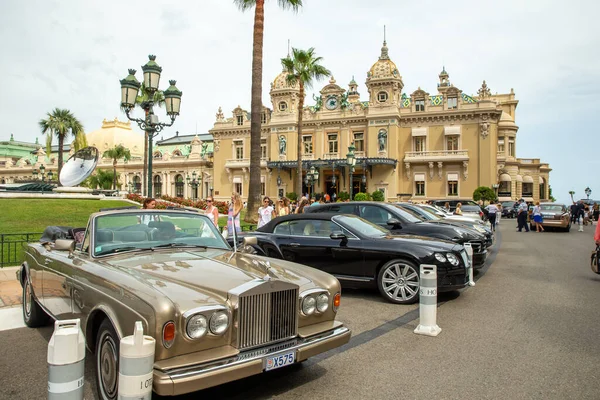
[139, 197, 159, 225]
[532, 201, 545, 232]
[454, 202, 463, 215]
[485, 203, 498, 232]
[496, 202, 502, 225]
[517, 198, 530, 232]
[296, 197, 309, 214]
[205, 197, 219, 227]
[227, 192, 243, 235]
[594, 203, 599, 223]
[277, 197, 290, 217]
[258, 197, 276, 228]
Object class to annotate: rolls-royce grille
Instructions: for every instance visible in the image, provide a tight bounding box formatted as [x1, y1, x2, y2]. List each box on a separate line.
[238, 288, 298, 350]
[468, 240, 483, 253]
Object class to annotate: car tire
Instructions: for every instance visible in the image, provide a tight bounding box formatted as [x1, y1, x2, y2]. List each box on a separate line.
[565, 223, 571, 232]
[22, 276, 50, 328]
[376, 259, 420, 304]
[95, 319, 120, 400]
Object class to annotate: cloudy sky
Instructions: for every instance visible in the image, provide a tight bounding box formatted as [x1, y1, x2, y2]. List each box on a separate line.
[1, 0, 598, 203]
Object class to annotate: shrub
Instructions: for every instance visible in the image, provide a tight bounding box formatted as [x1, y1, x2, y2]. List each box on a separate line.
[473, 186, 497, 203]
[353, 192, 370, 201]
[286, 192, 298, 202]
[371, 191, 385, 202]
[337, 191, 350, 201]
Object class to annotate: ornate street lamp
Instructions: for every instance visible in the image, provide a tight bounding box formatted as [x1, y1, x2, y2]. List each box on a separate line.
[120, 55, 182, 197]
[39, 165, 46, 182]
[47, 170, 54, 182]
[585, 187, 591, 200]
[32, 168, 38, 180]
[306, 165, 320, 197]
[187, 171, 200, 200]
[492, 183, 499, 199]
[346, 143, 356, 200]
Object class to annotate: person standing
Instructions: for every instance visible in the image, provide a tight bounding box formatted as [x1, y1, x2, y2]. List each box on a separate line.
[227, 193, 243, 235]
[139, 198, 160, 225]
[595, 215, 600, 245]
[594, 203, 599, 224]
[517, 198, 530, 232]
[257, 196, 276, 228]
[205, 197, 219, 227]
[485, 203, 498, 232]
[496, 202, 502, 226]
[296, 197, 309, 214]
[454, 203, 463, 215]
[532, 201, 545, 232]
[277, 197, 290, 216]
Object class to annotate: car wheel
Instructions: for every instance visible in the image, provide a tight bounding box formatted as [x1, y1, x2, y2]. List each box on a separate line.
[377, 260, 420, 304]
[96, 319, 120, 400]
[565, 223, 571, 232]
[22, 276, 50, 328]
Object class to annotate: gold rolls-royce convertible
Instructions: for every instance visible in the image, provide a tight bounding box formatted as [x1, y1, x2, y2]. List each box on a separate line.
[17, 208, 351, 398]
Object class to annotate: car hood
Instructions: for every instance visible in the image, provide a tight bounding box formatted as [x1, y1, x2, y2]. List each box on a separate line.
[412, 221, 484, 241]
[97, 248, 321, 311]
[383, 234, 461, 252]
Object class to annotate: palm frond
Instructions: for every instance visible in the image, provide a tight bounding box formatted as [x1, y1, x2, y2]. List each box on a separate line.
[233, 0, 256, 11]
[277, 0, 303, 12]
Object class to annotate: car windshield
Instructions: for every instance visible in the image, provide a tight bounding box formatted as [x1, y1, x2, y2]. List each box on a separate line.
[334, 215, 389, 238]
[92, 212, 229, 256]
[398, 205, 437, 221]
[421, 204, 449, 216]
[388, 206, 423, 223]
[502, 202, 515, 207]
[540, 204, 564, 212]
[461, 205, 482, 213]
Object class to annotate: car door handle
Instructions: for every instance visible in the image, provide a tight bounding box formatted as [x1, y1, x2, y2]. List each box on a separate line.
[289, 243, 300, 247]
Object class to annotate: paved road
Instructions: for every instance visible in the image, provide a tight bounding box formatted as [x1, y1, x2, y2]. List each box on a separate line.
[1, 222, 599, 399]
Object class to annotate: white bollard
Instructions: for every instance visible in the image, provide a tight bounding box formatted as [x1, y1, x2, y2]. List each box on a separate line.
[578, 217, 584, 232]
[47, 319, 85, 400]
[118, 321, 155, 400]
[414, 264, 442, 337]
[463, 242, 476, 287]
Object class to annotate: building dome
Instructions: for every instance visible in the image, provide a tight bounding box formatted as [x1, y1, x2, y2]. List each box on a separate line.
[86, 118, 144, 158]
[272, 70, 299, 90]
[367, 41, 401, 81]
[498, 111, 517, 129]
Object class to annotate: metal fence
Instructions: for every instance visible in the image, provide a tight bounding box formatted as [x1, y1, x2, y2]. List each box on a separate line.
[0, 233, 42, 267]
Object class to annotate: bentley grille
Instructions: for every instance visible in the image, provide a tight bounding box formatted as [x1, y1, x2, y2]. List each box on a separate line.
[237, 288, 298, 350]
[468, 240, 483, 253]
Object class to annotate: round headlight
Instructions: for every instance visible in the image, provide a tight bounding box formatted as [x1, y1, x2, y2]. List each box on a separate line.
[302, 295, 316, 315]
[209, 311, 229, 335]
[434, 253, 447, 263]
[316, 293, 329, 313]
[186, 314, 208, 339]
[446, 253, 459, 266]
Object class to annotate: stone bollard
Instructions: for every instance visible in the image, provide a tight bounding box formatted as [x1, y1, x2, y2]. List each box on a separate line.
[414, 264, 442, 337]
[47, 319, 85, 400]
[118, 321, 156, 400]
[463, 243, 476, 287]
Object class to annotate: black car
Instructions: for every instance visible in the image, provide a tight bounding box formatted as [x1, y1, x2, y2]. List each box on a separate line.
[396, 202, 494, 248]
[501, 201, 518, 218]
[305, 202, 487, 268]
[250, 213, 468, 304]
[431, 199, 478, 212]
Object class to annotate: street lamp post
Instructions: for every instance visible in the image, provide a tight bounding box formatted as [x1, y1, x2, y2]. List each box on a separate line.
[306, 165, 319, 198]
[492, 183, 499, 200]
[120, 55, 182, 197]
[187, 171, 200, 201]
[346, 143, 356, 200]
[33, 165, 53, 194]
[585, 187, 591, 200]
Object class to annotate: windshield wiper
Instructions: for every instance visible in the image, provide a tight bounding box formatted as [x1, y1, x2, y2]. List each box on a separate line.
[150, 243, 208, 250]
[96, 246, 142, 256]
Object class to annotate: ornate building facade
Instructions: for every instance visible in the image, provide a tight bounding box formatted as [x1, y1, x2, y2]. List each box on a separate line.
[209, 40, 551, 203]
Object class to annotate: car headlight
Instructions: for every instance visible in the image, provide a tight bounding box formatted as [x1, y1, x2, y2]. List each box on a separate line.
[186, 314, 208, 339]
[209, 311, 229, 335]
[434, 253, 447, 263]
[302, 295, 316, 315]
[446, 253, 459, 266]
[316, 293, 329, 313]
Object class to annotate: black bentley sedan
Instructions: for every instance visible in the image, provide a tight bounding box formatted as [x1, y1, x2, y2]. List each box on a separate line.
[249, 213, 469, 304]
[305, 202, 487, 268]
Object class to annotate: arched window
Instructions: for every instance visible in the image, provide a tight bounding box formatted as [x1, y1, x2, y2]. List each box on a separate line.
[153, 175, 162, 197]
[175, 174, 184, 198]
[172, 150, 182, 157]
[153, 151, 162, 159]
[133, 176, 142, 194]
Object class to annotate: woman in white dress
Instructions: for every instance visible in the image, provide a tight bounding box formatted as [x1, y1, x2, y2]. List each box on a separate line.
[205, 197, 219, 227]
[258, 197, 276, 228]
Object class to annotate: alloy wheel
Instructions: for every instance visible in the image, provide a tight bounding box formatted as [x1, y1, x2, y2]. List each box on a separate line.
[380, 263, 419, 303]
[97, 331, 119, 399]
[24, 280, 32, 318]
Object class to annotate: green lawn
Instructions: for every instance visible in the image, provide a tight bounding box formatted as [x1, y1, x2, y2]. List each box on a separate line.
[0, 199, 137, 234]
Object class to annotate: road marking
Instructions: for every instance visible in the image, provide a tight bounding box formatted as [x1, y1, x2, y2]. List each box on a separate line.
[0, 306, 26, 331]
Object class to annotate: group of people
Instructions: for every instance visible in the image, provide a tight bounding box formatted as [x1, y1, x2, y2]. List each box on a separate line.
[570, 201, 598, 231]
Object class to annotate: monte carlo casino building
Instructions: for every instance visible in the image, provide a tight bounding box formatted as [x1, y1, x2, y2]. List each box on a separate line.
[209, 40, 551, 203]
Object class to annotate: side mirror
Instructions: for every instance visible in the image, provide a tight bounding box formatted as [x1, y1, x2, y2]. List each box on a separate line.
[243, 236, 257, 246]
[55, 239, 75, 252]
[330, 231, 347, 240]
[387, 218, 401, 228]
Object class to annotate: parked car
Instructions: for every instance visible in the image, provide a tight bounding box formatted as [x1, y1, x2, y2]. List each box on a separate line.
[17, 209, 350, 398]
[501, 201, 518, 218]
[417, 204, 486, 226]
[251, 213, 469, 304]
[305, 202, 487, 268]
[459, 204, 484, 220]
[431, 199, 478, 212]
[397, 203, 493, 248]
[530, 203, 571, 232]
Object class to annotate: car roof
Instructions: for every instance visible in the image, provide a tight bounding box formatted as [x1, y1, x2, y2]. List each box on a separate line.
[256, 212, 342, 232]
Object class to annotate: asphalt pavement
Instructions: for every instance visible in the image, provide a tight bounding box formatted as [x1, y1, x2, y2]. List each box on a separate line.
[1, 221, 599, 399]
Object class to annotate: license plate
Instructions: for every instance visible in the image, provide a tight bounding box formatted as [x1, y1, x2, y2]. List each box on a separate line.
[265, 351, 296, 371]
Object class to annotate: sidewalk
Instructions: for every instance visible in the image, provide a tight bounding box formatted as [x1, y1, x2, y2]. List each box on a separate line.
[0, 266, 22, 308]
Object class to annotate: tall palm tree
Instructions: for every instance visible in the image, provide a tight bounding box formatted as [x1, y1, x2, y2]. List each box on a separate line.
[131, 82, 165, 196]
[39, 108, 85, 181]
[281, 47, 331, 196]
[85, 169, 116, 190]
[234, 0, 303, 223]
[103, 144, 132, 190]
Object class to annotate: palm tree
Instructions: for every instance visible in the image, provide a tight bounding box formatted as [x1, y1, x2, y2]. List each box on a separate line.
[281, 47, 331, 196]
[569, 190, 575, 203]
[234, 0, 303, 223]
[103, 145, 132, 190]
[83, 169, 116, 190]
[129, 82, 165, 196]
[39, 108, 85, 181]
